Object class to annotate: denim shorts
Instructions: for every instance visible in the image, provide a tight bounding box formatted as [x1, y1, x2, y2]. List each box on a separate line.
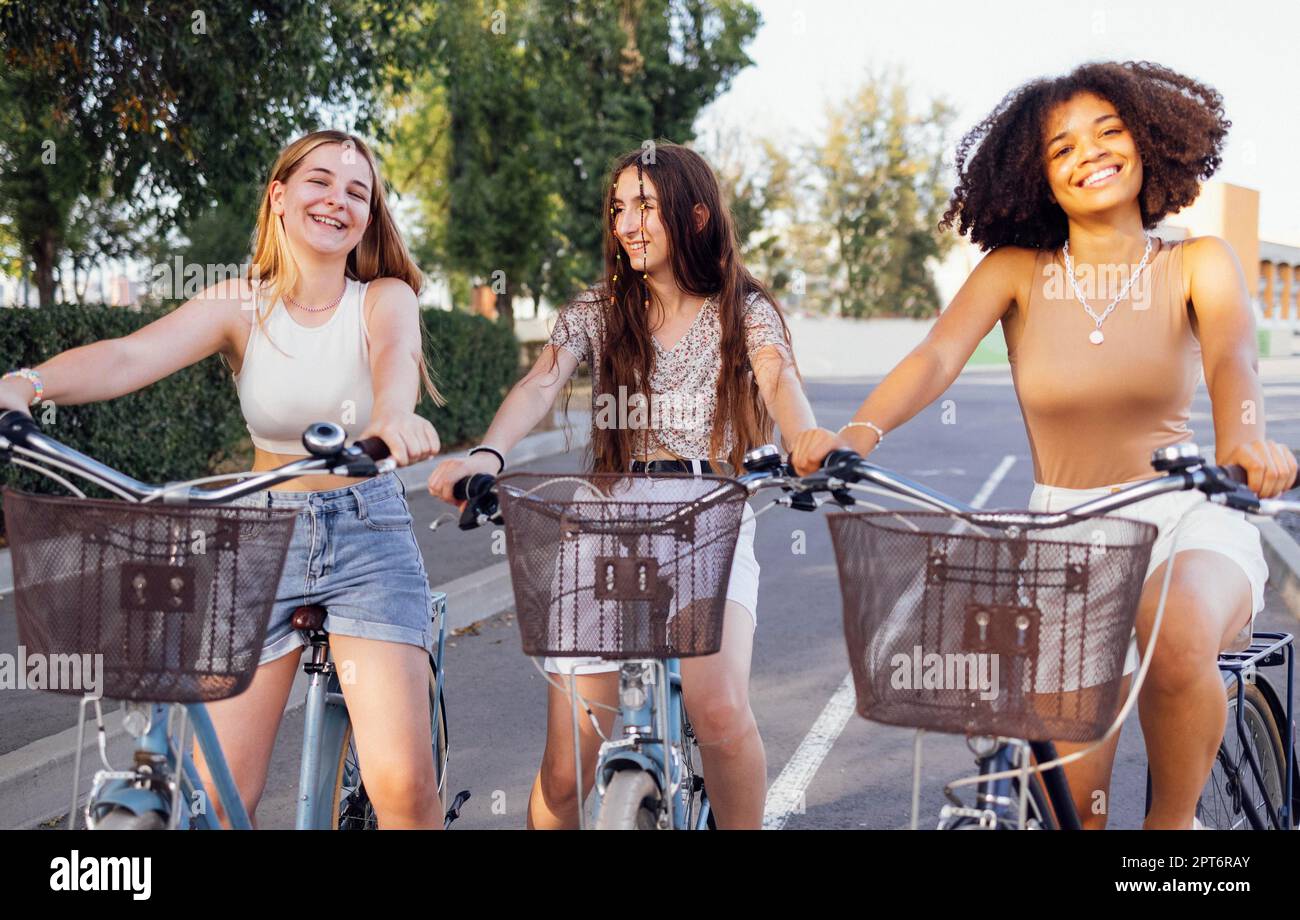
[230, 473, 436, 665]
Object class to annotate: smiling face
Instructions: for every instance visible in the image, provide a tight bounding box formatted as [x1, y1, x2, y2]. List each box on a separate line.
[269, 142, 373, 259]
[611, 166, 672, 275]
[1043, 92, 1144, 222]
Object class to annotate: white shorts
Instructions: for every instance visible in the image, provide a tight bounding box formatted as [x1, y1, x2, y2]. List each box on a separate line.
[543, 498, 759, 676]
[1028, 480, 1268, 673]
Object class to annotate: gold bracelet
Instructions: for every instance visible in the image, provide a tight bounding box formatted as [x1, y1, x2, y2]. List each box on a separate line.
[838, 420, 884, 444]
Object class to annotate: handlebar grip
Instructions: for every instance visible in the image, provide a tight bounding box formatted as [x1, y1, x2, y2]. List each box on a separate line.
[1223, 465, 1248, 486]
[1222, 464, 1300, 491]
[823, 448, 863, 470]
[453, 473, 496, 503]
[352, 437, 390, 461]
[0, 410, 38, 446]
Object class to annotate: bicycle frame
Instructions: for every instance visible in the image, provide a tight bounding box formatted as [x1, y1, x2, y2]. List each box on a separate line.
[74, 590, 451, 830]
[591, 657, 709, 830]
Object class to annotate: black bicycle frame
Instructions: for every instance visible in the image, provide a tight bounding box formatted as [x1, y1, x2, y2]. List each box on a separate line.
[971, 740, 1083, 830]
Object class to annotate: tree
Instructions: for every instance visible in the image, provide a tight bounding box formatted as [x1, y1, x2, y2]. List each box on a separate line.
[816, 73, 954, 318]
[425, 0, 559, 327]
[0, 1, 422, 306]
[391, 0, 762, 326]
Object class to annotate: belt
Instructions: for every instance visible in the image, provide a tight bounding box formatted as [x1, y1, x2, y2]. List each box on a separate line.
[630, 458, 715, 476]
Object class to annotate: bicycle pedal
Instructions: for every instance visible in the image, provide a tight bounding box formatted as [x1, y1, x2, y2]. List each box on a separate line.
[443, 789, 472, 828]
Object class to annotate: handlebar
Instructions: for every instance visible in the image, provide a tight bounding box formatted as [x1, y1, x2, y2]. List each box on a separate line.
[816, 444, 1300, 521]
[0, 411, 395, 505]
[437, 441, 1300, 534]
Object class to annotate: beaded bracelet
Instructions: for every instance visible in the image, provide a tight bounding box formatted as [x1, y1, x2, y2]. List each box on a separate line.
[2, 368, 44, 406]
[838, 420, 884, 444]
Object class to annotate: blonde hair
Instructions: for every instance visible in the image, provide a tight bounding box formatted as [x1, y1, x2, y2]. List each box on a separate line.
[250, 130, 444, 406]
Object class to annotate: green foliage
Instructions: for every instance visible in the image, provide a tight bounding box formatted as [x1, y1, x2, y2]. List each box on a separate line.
[816, 73, 955, 318]
[418, 308, 521, 445]
[0, 304, 247, 515]
[392, 0, 762, 322]
[0, 1, 424, 306]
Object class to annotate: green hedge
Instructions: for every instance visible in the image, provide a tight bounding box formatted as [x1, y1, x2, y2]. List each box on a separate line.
[0, 303, 519, 533]
[419, 308, 520, 447]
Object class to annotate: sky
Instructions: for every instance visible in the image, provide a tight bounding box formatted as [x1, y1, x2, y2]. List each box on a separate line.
[697, 0, 1300, 245]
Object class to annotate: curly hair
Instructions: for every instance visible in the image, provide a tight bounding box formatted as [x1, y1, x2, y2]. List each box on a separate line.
[940, 61, 1231, 251]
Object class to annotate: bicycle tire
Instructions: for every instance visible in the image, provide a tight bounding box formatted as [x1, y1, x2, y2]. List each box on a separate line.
[91, 806, 166, 830]
[333, 653, 448, 830]
[1197, 680, 1287, 830]
[595, 769, 661, 830]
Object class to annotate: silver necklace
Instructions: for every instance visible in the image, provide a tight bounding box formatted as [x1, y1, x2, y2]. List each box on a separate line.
[286, 283, 347, 313]
[1061, 234, 1153, 345]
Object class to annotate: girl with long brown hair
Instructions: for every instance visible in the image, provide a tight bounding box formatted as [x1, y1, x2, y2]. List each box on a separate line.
[1, 130, 448, 828]
[429, 141, 823, 828]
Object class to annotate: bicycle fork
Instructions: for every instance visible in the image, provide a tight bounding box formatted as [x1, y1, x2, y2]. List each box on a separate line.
[592, 659, 693, 829]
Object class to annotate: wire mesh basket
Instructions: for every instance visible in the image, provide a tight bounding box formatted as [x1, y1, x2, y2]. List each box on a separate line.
[496, 472, 749, 659]
[2, 488, 297, 702]
[827, 510, 1158, 742]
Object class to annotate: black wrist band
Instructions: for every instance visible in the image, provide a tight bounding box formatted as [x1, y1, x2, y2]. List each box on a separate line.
[468, 445, 506, 474]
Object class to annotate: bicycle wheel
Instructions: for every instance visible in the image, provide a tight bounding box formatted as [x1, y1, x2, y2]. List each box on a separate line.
[91, 806, 166, 830]
[1197, 680, 1286, 830]
[595, 770, 661, 830]
[334, 653, 448, 830]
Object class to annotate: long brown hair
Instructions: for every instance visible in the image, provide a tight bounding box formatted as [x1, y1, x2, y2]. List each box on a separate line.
[250, 130, 443, 405]
[588, 142, 795, 473]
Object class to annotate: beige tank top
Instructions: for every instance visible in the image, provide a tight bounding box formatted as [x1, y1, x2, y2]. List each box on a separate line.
[1005, 238, 1202, 488]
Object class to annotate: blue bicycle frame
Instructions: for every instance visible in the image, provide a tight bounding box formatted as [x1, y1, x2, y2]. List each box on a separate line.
[77, 591, 449, 830]
[591, 657, 710, 830]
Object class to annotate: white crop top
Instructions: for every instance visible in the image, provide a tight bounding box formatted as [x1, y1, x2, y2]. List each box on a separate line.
[234, 277, 374, 454]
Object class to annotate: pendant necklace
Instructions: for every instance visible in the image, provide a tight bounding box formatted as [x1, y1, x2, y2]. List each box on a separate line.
[1062, 233, 1153, 345]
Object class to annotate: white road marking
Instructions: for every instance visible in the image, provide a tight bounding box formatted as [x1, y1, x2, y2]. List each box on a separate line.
[969, 454, 1016, 509]
[762, 673, 857, 830]
[761, 456, 1017, 828]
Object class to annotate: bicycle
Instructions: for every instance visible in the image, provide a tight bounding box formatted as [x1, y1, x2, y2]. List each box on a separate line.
[0, 411, 470, 830]
[446, 461, 797, 830]
[788, 442, 1297, 830]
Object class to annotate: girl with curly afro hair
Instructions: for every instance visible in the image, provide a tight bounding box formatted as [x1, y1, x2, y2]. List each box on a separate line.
[790, 61, 1296, 830]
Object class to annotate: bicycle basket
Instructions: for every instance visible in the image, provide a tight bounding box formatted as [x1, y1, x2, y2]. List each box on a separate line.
[827, 510, 1158, 742]
[2, 488, 296, 702]
[496, 472, 749, 659]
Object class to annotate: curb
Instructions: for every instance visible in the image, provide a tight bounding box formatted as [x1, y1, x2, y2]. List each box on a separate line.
[1257, 517, 1300, 624]
[0, 414, 587, 828]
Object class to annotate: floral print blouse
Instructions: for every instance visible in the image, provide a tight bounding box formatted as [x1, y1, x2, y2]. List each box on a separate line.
[548, 288, 790, 460]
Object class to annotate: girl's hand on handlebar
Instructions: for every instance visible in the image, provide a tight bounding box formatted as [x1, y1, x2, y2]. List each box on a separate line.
[1221, 438, 1299, 499]
[358, 412, 440, 468]
[0, 379, 36, 419]
[790, 427, 852, 476]
[427, 453, 500, 506]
